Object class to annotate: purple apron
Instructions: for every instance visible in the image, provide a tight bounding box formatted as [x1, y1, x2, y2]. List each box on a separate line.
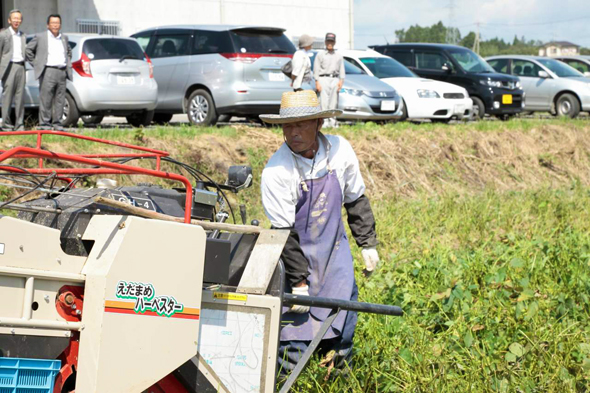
[280, 155, 357, 342]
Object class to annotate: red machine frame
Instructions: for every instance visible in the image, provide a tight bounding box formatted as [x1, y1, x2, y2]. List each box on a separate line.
[0, 130, 194, 223]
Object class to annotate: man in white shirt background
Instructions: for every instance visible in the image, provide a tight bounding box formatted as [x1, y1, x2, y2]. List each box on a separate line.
[0, 9, 26, 131]
[26, 14, 72, 131]
[290, 34, 313, 92]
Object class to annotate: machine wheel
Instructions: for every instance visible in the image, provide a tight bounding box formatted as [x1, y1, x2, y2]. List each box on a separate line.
[62, 93, 80, 127]
[554, 93, 580, 118]
[81, 115, 104, 125]
[471, 97, 485, 120]
[126, 110, 155, 128]
[152, 113, 173, 124]
[187, 89, 217, 126]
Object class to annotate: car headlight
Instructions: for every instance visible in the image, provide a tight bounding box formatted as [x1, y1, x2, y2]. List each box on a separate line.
[516, 81, 522, 89]
[340, 88, 364, 96]
[417, 89, 440, 98]
[479, 79, 502, 88]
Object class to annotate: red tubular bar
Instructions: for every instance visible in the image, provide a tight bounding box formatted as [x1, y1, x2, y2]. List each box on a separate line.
[0, 131, 193, 223]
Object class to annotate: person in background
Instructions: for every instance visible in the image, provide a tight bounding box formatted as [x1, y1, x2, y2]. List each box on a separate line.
[313, 33, 345, 128]
[0, 9, 26, 131]
[260, 90, 380, 374]
[291, 34, 314, 91]
[26, 14, 72, 131]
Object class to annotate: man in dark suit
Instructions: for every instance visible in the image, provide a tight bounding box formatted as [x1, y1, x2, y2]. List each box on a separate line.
[0, 9, 26, 131]
[26, 14, 72, 131]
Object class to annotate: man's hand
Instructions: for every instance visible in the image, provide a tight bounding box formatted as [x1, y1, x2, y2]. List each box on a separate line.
[315, 81, 322, 93]
[361, 247, 380, 277]
[337, 79, 344, 90]
[290, 283, 310, 313]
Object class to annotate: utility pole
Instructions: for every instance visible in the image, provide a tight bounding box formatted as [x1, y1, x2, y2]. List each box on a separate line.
[445, 0, 458, 45]
[473, 22, 480, 54]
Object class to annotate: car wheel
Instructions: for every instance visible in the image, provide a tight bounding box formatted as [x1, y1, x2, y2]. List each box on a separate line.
[187, 89, 217, 126]
[218, 114, 232, 123]
[126, 110, 155, 128]
[81, 115, 104, 125]
[554, 93, 580, 118]
[471, 97, 485, 120]
[62, 93, 80, 127]
[399, 99, 408, 121]
[152, 113, 173, 125]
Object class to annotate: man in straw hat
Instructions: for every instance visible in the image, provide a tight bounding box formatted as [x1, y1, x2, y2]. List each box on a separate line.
[260, 90, 380, 373]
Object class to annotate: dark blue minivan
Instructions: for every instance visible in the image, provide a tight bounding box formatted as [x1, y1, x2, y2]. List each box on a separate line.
[370, 43, 525, 119]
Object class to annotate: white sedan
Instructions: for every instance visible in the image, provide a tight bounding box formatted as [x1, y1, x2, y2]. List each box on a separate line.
[341, 50, 473, 122]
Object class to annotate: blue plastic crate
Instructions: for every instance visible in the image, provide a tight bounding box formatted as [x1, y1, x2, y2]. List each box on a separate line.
[0, 357, 61, 393]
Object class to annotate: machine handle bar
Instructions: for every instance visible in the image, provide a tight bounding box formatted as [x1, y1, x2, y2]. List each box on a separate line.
[283, 293, 403, 316]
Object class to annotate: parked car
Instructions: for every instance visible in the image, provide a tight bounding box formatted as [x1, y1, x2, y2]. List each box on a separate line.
[370, 43, 524, 119]
[340, 49, 472, 122]
[131, 25, 297, 126]
[553, 56, 590, 77]
[486, 55, 590, 118]
[307, 51, 403, 122]
[0, 34, 158, 127]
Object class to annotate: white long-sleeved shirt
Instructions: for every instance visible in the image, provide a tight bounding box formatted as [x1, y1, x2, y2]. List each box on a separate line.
[9, 27, 23, 63]
[46, 30, 66, 67]
[261, 133, 366, 228]
[291, 49, 312, 89]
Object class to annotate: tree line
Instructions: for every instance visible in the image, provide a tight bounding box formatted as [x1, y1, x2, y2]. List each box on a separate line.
[394, 21, 590, 57]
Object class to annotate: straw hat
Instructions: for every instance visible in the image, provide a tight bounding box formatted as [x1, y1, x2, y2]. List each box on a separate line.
[259, 90, 342, 124]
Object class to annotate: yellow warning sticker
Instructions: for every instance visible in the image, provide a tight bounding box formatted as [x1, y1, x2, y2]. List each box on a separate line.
[213, 292, 248, 302]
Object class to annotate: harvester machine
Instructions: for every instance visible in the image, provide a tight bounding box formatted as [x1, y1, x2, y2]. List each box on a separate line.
[0, 131, 402, 392]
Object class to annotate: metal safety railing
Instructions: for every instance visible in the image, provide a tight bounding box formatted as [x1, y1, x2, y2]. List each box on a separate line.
[76, 19, 120, 35]
[0, 130, 194, 223]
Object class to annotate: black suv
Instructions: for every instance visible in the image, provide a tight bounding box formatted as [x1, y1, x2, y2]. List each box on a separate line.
[370, 44, 524, 119]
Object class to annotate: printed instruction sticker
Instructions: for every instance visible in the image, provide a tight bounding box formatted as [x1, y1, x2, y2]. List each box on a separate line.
[213, 292, 248, 302]
[0, 243, 4, 254]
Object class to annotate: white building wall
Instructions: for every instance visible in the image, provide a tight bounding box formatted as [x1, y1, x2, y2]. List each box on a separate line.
[6, 0, 353, 49]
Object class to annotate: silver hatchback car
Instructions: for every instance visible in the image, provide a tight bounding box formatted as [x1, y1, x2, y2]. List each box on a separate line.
[131, 25, 297, 126]
[0, 34, 158, 127]
[486, 55, 590, 118]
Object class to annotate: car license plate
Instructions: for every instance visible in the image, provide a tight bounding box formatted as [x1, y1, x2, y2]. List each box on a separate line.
[380, 100, 396, 111]
[117, 76, 135, 85]
[269, 72, 285, 82]
[454, 104, 465, 114]
[502, 94, 513, 105]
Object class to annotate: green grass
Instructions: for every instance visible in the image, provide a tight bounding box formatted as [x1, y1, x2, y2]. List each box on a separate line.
[289, 185, 590, 392]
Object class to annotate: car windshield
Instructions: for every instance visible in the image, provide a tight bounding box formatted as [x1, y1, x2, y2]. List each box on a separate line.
[309, 52, 365, 74]
[537, 58, 584, 77]
[359, 57, 416, 78]
[229, 29, 295, 54]
[448, 48, 495, 73]
[83, 39, 145, 61]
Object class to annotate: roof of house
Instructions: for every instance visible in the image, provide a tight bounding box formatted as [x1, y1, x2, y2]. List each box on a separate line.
[542, 41, 580, 48]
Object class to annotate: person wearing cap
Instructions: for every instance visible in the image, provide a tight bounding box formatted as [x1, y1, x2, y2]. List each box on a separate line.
[313, 33, 345, 128]
[0, 9, 26, 131]
[260, 90, 380, 372]
[290, 34, 313, 91]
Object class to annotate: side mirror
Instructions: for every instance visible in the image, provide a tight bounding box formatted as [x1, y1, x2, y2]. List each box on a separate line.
[227, 165, 253, 191]
[442, 63, 451, 73]
[585, 71, 590, 78]
[538, 70, 550, 78]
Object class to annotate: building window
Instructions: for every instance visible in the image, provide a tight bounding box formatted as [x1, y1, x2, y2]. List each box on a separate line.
[76, 19, 120, 35]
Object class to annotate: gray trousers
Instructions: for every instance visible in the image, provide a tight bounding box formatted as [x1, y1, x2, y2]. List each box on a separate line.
[318, 77, 340, 127]
[1, 63, 26, 130]
[38, 67, 67, 127]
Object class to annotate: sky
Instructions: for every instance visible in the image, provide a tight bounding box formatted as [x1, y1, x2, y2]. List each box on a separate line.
[353, 0, 590, 49]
